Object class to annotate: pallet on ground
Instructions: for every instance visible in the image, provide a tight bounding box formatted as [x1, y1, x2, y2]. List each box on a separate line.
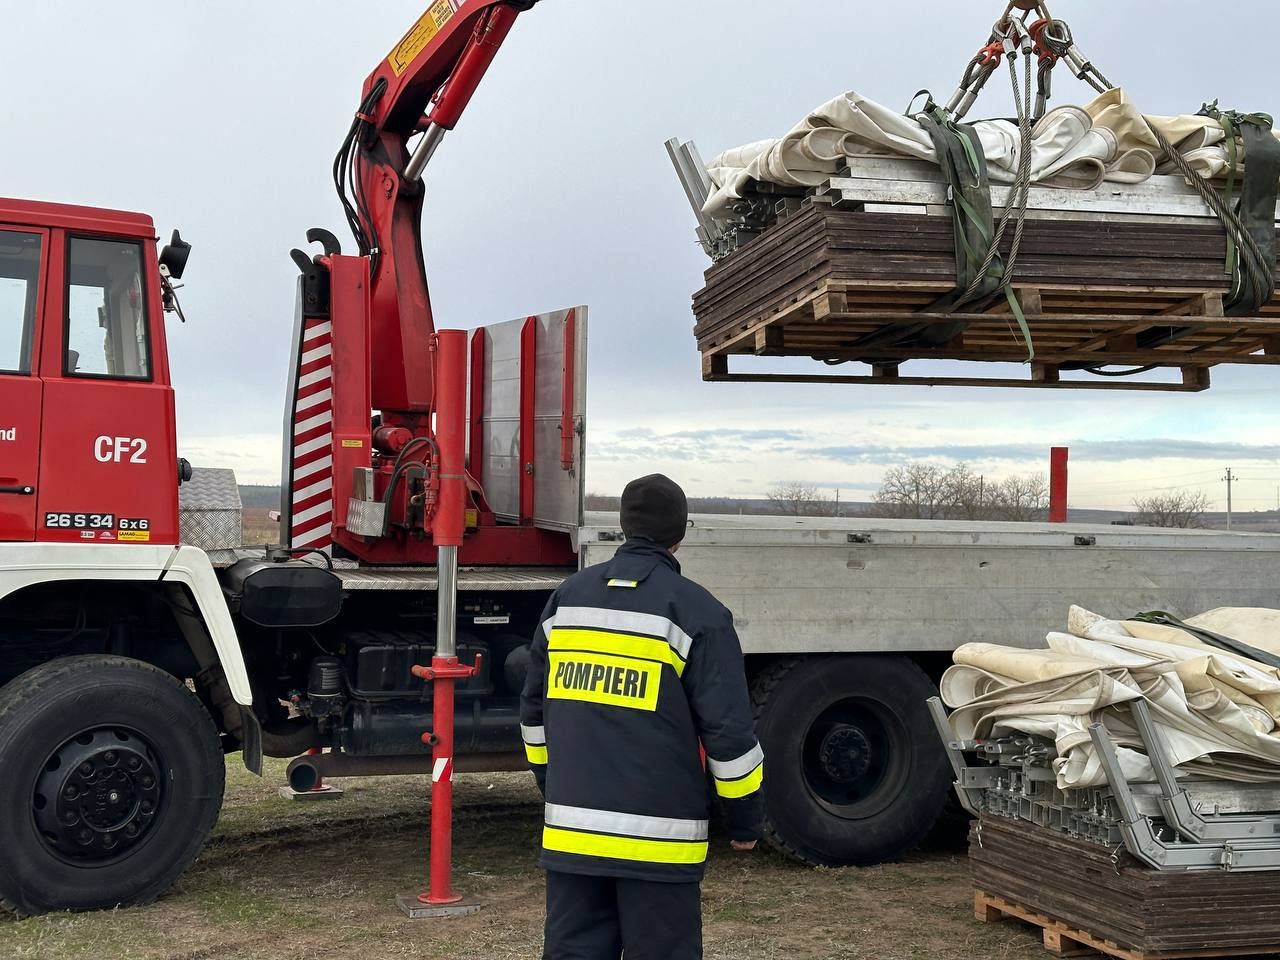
[969, 816, 1280, 957]
[692, 202, 1280, 391]
[975, 891, 1280, 960]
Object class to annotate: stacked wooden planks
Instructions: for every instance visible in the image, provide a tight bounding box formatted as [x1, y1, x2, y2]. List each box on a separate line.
[969, 815, 1280, 957]
[692, 200, 1280, 392]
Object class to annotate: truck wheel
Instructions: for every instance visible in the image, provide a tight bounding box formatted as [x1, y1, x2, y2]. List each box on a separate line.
[751, 655, 950, 867]
[0, 655, 225, 916]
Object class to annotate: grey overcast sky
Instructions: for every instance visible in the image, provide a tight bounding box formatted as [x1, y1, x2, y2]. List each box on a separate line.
[4, 1, 1280, 511]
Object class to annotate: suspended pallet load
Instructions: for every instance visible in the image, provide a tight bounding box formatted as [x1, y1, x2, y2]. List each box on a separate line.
[689, 184, 1280, 393]
[669, 2, 1280, 392]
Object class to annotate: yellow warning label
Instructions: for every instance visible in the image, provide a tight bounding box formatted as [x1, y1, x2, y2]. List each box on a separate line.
[341, 439, 365, 449]
[388, 0, 459, 77]
[118, 530, 151, 542]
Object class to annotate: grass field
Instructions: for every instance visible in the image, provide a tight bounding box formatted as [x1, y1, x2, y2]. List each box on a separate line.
[0, 759, 1050, 960]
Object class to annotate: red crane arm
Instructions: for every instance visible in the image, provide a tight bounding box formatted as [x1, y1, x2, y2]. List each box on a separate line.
[336, 0, 536, 422]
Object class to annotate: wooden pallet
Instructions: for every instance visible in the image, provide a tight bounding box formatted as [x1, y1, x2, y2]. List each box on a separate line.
[700, 279, 1280, 392]
[970, 817, 1280, 955]
[693, 202, 1280, 391]
[976, 891, 1280, 960]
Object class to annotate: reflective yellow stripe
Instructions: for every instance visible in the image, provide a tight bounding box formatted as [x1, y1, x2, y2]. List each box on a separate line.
[525, 743, 548, 765]
[542, 827, 708, 865]
[714, 762, 764, 799]
[550, 628, 686, 676]
[607, 578, 639, 588]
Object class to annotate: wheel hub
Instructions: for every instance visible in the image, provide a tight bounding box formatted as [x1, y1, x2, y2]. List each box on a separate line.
[801, 695, 910, 819]
[34, 728, 162, 861]
[818, 725, 873, 784]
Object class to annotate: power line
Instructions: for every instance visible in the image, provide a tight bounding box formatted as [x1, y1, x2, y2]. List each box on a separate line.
[1224, 468, 1238, 531]
[1076, 480, 1218, 497]
[1074, 468, 1224, 489]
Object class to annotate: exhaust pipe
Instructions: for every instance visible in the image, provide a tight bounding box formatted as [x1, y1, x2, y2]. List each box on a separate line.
[286, 750, 526, 791]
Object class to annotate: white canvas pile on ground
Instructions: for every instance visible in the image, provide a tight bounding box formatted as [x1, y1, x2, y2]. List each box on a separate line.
[941, 606, 1280, 790]
[705, 88, 1278, 222]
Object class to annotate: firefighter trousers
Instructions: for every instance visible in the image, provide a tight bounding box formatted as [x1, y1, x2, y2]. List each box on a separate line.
[543, 869, 702, 960]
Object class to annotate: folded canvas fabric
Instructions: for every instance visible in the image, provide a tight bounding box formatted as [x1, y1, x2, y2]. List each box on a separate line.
[941, 605, 1280, 789]
[704, 88, 1278, 222]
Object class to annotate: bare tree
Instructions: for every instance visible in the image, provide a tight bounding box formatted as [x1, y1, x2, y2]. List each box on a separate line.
[867, 464, 956, 519]
[1132, 490, 1210, 528]
[945, 464, 988, 520]
[988, 473, 1050, 522]
[868, 462, 1050, 522]
[767, 481, 834, 517]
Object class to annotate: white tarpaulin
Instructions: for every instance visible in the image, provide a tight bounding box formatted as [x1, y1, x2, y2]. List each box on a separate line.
[704, 88, 1278, 221]
[940, 606, 1280, 790]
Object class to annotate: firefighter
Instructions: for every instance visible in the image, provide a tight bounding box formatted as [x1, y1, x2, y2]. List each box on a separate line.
[521, 474, 764, 960]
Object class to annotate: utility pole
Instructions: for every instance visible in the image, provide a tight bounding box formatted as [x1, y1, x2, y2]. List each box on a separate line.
[1223, 468, 1236, 531]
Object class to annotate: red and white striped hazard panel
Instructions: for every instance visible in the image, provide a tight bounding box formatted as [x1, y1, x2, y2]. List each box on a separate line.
[288, 317, 335, 550]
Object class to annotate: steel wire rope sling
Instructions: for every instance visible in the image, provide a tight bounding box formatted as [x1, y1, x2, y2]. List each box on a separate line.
[875, 1, 1277, 377]
[850, 1, 1091, 366]
[1083, 111, 1278, 376]
[843, 15, 1042, 366]
[929, 10, 1043, 360]
[1197, 103, 1279, 316]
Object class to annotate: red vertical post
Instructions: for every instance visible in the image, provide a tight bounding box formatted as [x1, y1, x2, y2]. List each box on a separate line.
[415, 330, 477, 910]
[434, 330, 468, 548]
[1049, 447, 1069, 524]
[425, 665, 459, 905]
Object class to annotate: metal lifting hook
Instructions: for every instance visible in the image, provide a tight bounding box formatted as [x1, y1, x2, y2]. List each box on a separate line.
[942, 1, 1113, 123]
[944, 14, 1033, 120]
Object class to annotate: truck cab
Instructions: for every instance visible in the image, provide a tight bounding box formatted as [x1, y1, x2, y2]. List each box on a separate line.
[0, 199, 178, 546]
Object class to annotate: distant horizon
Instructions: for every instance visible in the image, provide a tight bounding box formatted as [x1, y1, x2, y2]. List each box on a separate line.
[233, 483, 1280, 531]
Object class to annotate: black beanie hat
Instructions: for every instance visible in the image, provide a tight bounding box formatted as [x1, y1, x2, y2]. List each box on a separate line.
[620, 474, 688, 548]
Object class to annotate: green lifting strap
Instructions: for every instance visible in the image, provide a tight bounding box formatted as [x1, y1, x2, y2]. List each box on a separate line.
[919, 107, 1006, 315]
[1200, 103, 1279, 316]
[920, 107, 1033, 361]
[853, 105, 1032, 359]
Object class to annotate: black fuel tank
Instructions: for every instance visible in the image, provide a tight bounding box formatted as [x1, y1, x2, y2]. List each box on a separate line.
[224, 558, 343, 628]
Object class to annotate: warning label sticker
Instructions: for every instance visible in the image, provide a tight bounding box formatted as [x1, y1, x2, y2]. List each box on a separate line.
[387, 0, 460, 77]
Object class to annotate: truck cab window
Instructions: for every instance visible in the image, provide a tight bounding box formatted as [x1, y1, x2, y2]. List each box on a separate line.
[0, 230, 41, 375]
[65, 237, 151, 380]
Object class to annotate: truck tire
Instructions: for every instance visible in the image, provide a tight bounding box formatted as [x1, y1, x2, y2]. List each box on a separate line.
[0, 655, 225, 916]
[751, 655, 950, 867]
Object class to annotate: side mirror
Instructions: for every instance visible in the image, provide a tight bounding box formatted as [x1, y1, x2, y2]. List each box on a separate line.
[159, 230, 191, 280]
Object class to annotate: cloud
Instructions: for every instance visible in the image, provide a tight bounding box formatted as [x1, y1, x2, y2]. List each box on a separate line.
[615, 427, 807, 443]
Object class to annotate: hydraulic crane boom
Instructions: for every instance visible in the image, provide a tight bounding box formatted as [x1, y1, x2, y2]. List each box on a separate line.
[341, 0, 534, 416]
[284, 0, 574, 568]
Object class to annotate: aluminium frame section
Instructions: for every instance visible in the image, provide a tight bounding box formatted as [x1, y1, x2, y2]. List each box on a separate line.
[926, 697, 998, 815]
[665, 138, 723, 257]
[1089, 722, 1280, 872]
[1129, 699, 1280, 843]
